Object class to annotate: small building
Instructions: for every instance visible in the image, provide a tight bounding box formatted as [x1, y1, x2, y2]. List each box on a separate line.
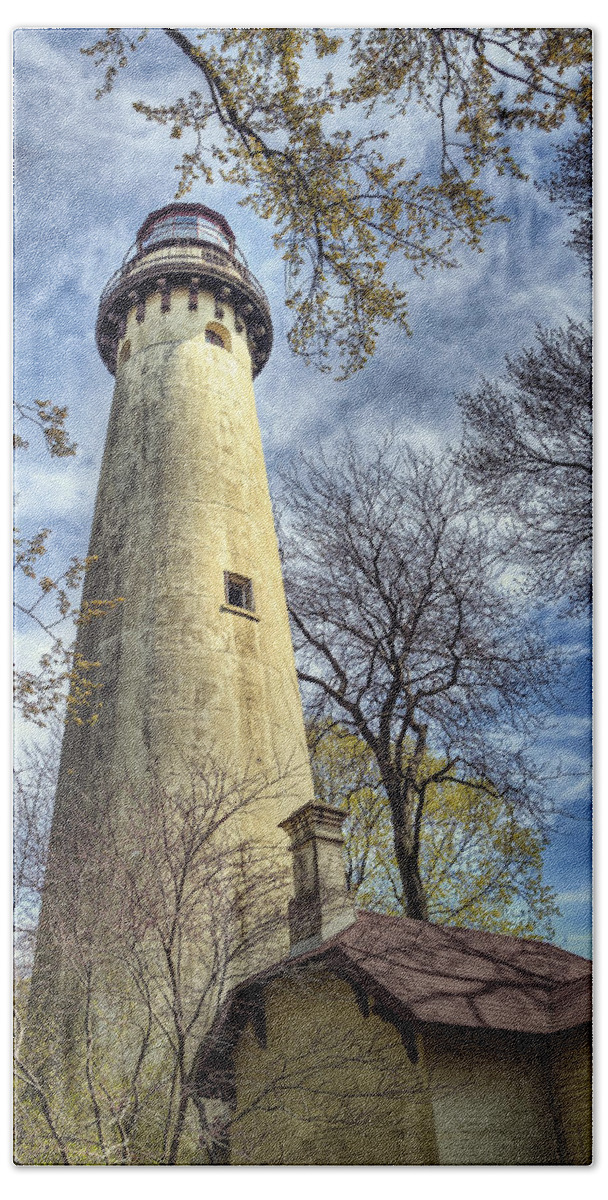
[195, 803, 592, 1166]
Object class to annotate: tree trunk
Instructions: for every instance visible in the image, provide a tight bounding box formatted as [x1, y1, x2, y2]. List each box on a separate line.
[388, 783, 429, 921]
[167, 1086, 189, 1165]
[400, 848, 428, 921]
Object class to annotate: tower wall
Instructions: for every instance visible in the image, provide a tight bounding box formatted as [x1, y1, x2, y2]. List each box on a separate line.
[22, 215, 317, 1161]
[62, 284, 311, 810]
[39, 275, 315, 952]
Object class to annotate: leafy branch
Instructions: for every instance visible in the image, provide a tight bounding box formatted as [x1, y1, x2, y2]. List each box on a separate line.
[81, 26, 591, 377]
[14, 403, 124, 725]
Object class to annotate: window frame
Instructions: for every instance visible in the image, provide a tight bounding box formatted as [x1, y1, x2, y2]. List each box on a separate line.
[224, 571, 255, 613]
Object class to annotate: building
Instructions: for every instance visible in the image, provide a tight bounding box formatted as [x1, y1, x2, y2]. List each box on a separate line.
[195, 804, 592, 1166]
[22, 203, 316, 1164]
[20, 202, 591, 1166]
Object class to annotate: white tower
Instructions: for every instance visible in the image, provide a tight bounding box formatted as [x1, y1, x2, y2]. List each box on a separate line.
[25, 203, 317, 1162]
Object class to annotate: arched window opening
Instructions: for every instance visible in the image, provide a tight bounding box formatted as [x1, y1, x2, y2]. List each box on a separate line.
[204, 322, 232, 353]
[205, 328, 225, 348]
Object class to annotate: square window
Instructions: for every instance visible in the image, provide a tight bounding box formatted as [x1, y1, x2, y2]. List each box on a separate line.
[224, 572, 254, 612]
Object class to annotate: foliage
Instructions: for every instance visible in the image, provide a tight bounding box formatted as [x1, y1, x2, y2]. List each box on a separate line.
[280, 438, 557, 921]
[308, 722, 558, 939]
[14, 399, 78, 458]
[458, 320, 592, 615]
[541, 128, 592, 270]
[81, 27, 591, 377]
[13, 402, 124, 725]
[16, 757, 290, 1164]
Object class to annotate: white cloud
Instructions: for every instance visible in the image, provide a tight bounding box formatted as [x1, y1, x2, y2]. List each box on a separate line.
[556, 889, 592, 906]
[12, 28, 592, 955]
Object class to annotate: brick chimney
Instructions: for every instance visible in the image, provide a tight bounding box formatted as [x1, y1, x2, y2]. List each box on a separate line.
[279, 802, 357, 956]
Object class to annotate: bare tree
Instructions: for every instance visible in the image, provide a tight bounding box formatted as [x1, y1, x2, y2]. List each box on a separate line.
[16, 756, 292, 1165]
[541, 128, 592, 272]
[279, 440, 557, 921]
[13, 727, 61, 978]
[458, 320, 592, 615]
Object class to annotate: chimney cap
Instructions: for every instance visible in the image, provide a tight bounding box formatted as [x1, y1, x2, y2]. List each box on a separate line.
[279, 802, 346, 846]
[280, 802, 355, 956]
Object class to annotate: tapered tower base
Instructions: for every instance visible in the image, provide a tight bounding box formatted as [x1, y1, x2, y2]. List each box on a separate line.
[21, 203, 316, 1165]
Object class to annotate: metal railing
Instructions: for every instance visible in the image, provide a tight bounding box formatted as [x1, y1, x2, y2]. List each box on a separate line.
[99, 241, 269, 310]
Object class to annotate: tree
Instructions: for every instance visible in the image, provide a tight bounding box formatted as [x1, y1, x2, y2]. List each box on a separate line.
[13, 401, 124, 726]
[308, 723, 559, 939]
[81, 27, 591, 377]
[13, 719, 63, 978]
[458, 320, 592, 615]
[16, 755, 291, 1165]
[279, 439, 557, 922]
[541, 127, 592, 271]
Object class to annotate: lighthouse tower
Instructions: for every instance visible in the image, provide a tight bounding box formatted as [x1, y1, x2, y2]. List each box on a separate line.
[81, 201, 315, 805]
[25, 205, 317, 1150]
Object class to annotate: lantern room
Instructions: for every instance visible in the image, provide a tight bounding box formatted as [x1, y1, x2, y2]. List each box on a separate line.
[97, 200, 272, 377]
[136, 202, 236, 256]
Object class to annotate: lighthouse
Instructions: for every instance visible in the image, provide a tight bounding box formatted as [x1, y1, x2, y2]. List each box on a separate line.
[83, 201, 315, 805]
[24, 204, 317, 1160]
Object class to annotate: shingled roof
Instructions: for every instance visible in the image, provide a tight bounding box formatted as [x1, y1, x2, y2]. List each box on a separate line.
[193, 912, 591, 1103]
[218, 910, 591, 1039]
[309, 911, 591, 1034]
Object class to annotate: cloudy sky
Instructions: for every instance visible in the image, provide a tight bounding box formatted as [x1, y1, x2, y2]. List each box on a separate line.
[13, 25, 591, 955]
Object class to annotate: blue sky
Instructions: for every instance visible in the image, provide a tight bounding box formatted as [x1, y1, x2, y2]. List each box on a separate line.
[13, 26, 592, 956]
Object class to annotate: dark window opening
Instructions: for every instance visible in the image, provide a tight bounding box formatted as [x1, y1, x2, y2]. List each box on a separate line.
[225, 572, 254, 612]
[206, 328, 225, 348]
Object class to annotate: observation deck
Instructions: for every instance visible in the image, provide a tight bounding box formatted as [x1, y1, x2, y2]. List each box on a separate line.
[96, 202, 273, 377]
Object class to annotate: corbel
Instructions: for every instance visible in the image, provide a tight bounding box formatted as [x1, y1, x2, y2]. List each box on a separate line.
[157, 276, 171, 313]
[188, 276, 200, 311]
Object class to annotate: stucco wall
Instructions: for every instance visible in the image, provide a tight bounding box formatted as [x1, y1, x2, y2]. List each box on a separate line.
[422, 1024, 565, 1164]
[230, 967, 438, 1165]
[229, 969, 591, 1166]
[550, 1025, 592, 1164]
